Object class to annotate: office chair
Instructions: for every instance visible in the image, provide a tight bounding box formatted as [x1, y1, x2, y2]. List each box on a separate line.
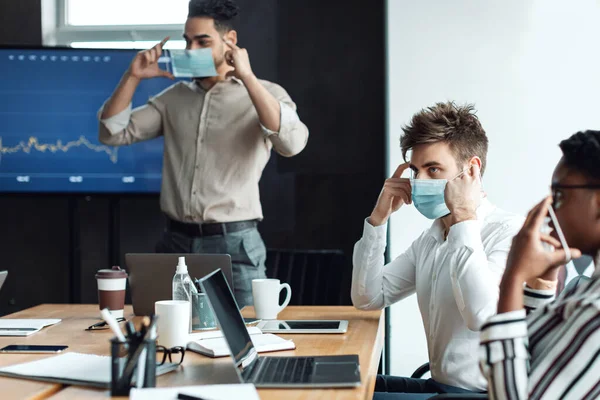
[408, 363, 487, 399]
[265, 249, 349, 305]
[411, 362, 431, 379]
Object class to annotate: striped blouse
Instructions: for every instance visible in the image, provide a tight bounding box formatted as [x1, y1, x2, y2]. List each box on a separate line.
[479, 269, 600, 399]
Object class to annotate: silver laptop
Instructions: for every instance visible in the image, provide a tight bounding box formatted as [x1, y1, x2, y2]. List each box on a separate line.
[126, 254, 234, 316]
[0, 271, 7, 292]
[199, 269, 361, 388]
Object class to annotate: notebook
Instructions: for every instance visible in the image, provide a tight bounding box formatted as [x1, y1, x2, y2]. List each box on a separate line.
[130, 384, 260, 400]
[0, 352, 179, 388]
[187, 328, 295, 358]
[0, 319, 61, 336]
[188, 326, 262, 341]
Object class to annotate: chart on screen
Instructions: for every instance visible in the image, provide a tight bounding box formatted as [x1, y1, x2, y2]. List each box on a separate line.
[0, 48, 178, 193]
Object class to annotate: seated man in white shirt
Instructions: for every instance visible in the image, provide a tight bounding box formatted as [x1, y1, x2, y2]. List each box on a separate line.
[351, 102, 524, 399]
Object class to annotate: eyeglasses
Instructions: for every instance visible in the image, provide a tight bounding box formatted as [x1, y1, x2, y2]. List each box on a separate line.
[156, 345, 186, 366]
[551, 184, 600, 210]
[85, 317, 126, 331]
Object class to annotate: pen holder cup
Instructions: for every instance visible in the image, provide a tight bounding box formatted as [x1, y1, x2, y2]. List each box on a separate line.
[110, 337, 156, 396]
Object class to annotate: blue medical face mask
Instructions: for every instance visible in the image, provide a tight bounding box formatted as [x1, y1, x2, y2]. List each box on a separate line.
[410, 168, 471, 220]
[410, 179, 451, 220]
[166, 49, 218, 78]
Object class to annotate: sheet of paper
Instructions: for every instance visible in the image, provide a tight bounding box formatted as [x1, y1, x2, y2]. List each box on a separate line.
[0, 319, 61, 336]
[0, 319, 61, 329]
[0, 352, 111, 384]
[130, 384, 259, 400]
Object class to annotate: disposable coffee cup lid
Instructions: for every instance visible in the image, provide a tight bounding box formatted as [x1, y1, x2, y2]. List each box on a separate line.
[95, 266, 128, 279]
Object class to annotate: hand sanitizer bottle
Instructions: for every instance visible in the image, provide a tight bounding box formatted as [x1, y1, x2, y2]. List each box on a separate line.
[172, 256, 197, 332]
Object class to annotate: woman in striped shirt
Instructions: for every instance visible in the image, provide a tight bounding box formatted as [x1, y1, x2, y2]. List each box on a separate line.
[480, 130, 600, 399]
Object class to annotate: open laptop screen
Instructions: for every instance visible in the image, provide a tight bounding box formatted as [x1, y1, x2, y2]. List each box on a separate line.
[199, 269, 254, 367]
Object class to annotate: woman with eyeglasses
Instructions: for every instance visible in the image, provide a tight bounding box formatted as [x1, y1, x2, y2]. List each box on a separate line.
[479, 130, 600, 400]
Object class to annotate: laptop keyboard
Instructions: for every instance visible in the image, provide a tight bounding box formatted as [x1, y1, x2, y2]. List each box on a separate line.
[253, 357, 315, 384]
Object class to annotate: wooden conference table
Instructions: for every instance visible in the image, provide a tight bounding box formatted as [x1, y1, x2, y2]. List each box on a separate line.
[0, 304, 384, 400]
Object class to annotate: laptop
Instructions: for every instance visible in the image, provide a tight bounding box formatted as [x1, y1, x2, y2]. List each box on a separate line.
[0, 271, 7, 292]
[126, 254, 234, 316]
[199, 269, 361, 388]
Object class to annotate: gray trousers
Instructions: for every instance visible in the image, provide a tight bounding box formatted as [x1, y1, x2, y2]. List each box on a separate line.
[374, 376, 482, 399]
[155, 226, 267, 308]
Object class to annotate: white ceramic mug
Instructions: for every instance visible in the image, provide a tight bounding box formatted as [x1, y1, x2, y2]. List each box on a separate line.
[252, 279, 292, 320]
[154, 300, 190, 348]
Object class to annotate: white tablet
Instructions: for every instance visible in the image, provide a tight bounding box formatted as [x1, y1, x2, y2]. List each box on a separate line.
[256, 320, 348, 334]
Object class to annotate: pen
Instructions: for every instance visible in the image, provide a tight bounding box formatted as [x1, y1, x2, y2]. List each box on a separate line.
[135, 316, 151, 388]
[177, 393, 208, 400]
[148, 315, 157, 340]
[100, 308, 126, 342]
[125, 321, 135, 337]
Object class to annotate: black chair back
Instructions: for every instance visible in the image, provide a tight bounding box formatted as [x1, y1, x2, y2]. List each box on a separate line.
[265, 249, 350, 305]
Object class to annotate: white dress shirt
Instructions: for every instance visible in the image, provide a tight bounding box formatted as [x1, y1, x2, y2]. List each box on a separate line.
[351, 199, 524, 391]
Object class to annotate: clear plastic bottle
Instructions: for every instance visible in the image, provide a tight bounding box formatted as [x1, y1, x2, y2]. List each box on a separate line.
[172, 256, 197, 332]
[172, 256, 194, 302]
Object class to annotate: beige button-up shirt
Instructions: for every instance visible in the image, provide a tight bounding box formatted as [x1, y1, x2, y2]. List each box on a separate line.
[98, 78, 309, 223]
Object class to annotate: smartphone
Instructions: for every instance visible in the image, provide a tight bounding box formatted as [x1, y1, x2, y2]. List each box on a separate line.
[0, 345, 68, 354]
[243, 317, 262, 325]
[541, 205, 571, 262]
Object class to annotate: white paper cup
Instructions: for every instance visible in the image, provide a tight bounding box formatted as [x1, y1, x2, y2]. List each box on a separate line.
[95, 266, 128, 319]
[155, 300, 190, 348]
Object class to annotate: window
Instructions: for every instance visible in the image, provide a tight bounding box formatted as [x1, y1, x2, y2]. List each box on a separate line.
[65, 0, 188, 26]
[44, 0, 188, 49]
[69, 41, 186, 49]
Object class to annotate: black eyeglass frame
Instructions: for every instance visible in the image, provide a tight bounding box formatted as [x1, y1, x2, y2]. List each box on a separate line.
[550, 184, 600, 209]
[156, 345, 186, 366]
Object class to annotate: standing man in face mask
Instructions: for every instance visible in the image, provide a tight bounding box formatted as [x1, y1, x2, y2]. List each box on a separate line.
[352, 102, 523, 398]
[98, 0, 309, 307]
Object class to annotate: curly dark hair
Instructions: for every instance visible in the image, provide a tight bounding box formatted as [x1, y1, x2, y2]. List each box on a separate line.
[559, 130, 600, 180]
[188, 0, 240, 32]
[400, 101, 489, 175]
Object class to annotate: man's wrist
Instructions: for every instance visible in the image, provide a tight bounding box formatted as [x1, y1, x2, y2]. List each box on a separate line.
[368, 214, 387, 227]
[448, 209, 477, 226]
[240, 71, 257, 85]
[124, 70, 141, 85]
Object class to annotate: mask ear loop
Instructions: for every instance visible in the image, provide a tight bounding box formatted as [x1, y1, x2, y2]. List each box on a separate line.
[452, 163, 477, 180]
[452, 167, 468, 180]
[547, 205, 572, 264]
[454, 164, 485, 193]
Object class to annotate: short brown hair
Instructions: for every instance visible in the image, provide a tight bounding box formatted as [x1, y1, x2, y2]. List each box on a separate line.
[400, 102, 489, 175]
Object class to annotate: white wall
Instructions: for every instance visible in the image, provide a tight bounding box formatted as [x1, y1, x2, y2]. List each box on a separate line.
[386, 0, 600, 376]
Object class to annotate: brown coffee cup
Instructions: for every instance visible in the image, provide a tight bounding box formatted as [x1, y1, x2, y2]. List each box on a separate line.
[95, 266, 128, 318]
